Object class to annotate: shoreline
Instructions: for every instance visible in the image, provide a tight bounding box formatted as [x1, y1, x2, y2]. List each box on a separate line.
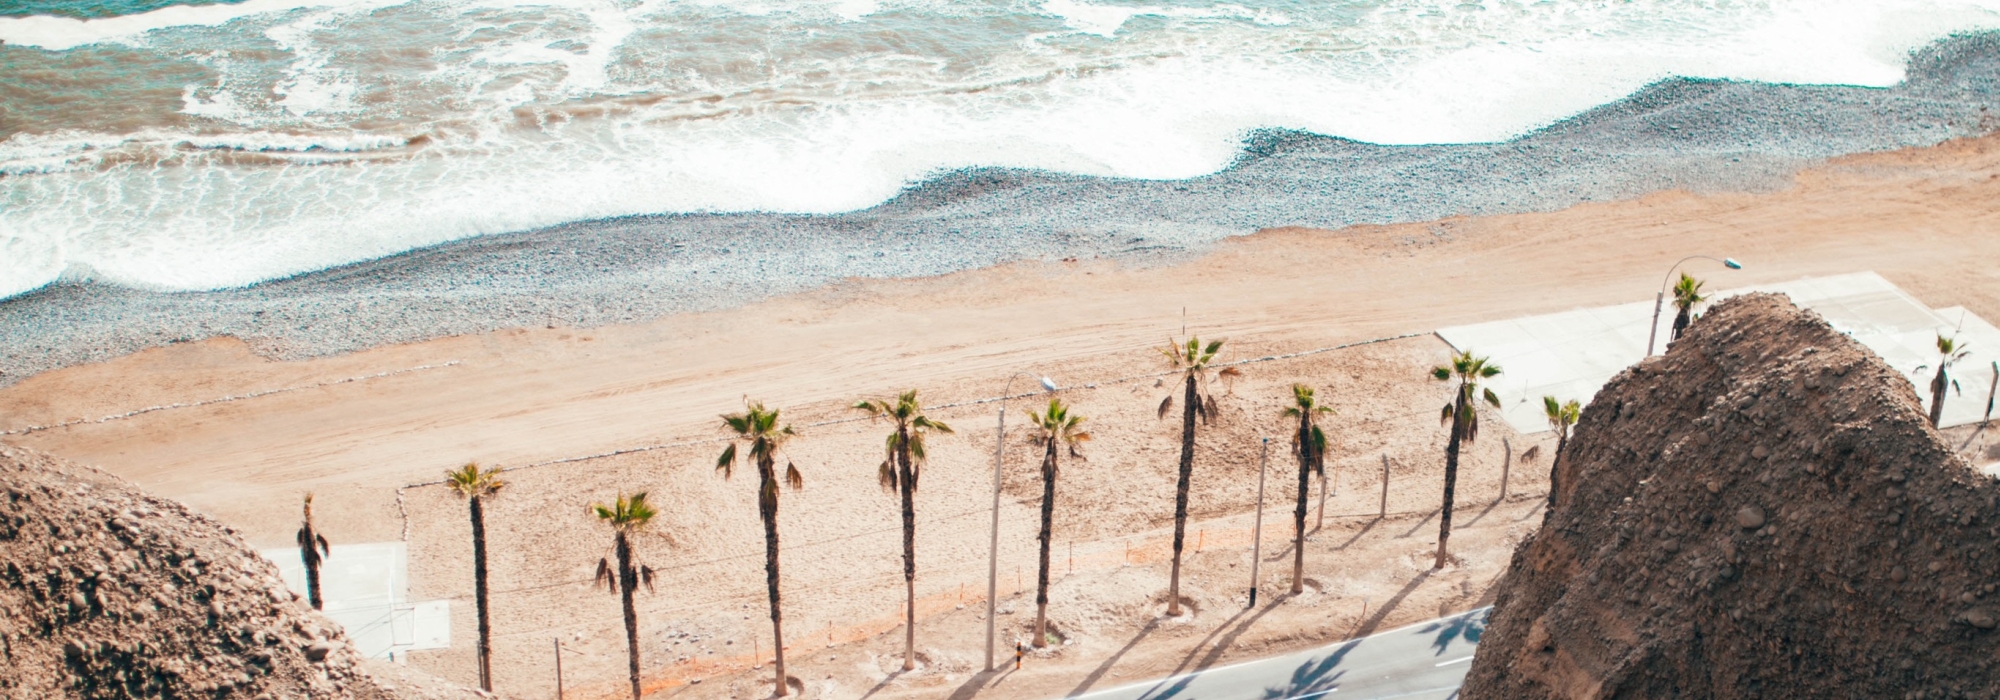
[8, 32, 2000, 384]
[5, 117, 2000, 700]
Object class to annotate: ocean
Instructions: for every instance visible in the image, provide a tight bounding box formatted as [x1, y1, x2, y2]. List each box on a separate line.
[7, 0, 2000, 382]
[6, 0, 2000, 302]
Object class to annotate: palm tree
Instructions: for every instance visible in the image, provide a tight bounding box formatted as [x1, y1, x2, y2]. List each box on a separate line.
[718, 402, 804, 695]
[593, 493, 659, 700]
[296, 494, 330, 611]
[445, 462, 506, 692]
[1156, 336, 1238, 616]
[1023, 398, 1089, 647]
[1282, 385, 1332, 595]
[1541, 397, 1579, 500]
[1432, 351, 1501, 569]
[1669, 273, 1707, 343]
[1924, 333, 1972, 427]
[853, 390, 953, 671]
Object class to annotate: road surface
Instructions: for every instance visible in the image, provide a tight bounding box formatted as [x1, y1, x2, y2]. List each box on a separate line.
[1071, 607, 1490, 700]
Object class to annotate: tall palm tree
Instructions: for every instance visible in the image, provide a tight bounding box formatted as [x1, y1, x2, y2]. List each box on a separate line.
[1023, 398, 1089, 647]
[718, 402, 804, 696]
[853, 390, 953, 671]
[1924, 333, 1972, 427]
[1282, 384, 1332, 596]
[593, 493, 659, 700]
[1541, 397, 1579, 501]
[1669, 273, 1707, 343]
[445, 462, 506, 692]
[1156, 336, 1237, 616]
[296, 494, 330, 611]
[1432, 351, 1501, 569]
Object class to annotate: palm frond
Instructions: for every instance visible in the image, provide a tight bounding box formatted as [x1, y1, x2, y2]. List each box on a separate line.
[594, 559, 614, 592]
[1483, 387, 1501, 408]
[879, 460, 897, 491]
[786, 463, 804, 490]
[1158, 394, 1174, 420]
[1440, 404, 1454, 427]
[640, 565, 656, 594]
[716, 443, 738, 477]
[1432, 366, 1451, 381]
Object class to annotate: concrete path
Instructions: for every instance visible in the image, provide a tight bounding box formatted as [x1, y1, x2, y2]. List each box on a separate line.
[1071, 607, 1490, 700]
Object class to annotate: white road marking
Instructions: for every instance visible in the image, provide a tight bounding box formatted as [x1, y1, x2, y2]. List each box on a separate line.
[1433, 656, 1474, 667]
[1287, 688, 1338, 700]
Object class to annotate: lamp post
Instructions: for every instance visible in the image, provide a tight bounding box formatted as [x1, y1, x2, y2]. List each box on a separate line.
[987, 371, 1058, 672]
[1646, 255, 1743, 356]
[1248, 438, 1268, 609]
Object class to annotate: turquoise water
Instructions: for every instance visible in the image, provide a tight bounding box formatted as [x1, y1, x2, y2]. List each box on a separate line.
[4, 0, 2000, 300]
[0, 0, 243, 19]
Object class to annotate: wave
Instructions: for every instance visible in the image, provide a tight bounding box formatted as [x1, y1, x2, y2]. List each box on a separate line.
[6, 0, 2000, 300]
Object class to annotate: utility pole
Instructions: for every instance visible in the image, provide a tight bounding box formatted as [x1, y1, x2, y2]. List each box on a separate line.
[985, 406, 1004, 672]
[1249, 438, 1268, 609]
[1500, 436, 1512, 500]
[554, 638, 564, 700]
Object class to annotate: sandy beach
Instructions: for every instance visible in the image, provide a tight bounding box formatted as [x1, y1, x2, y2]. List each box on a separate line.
[6, 129, 2000, 698]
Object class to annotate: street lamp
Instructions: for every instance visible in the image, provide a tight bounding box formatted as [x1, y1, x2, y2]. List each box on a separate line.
[1645, 256, 1743, 356]
[987, 371, 1057, 672]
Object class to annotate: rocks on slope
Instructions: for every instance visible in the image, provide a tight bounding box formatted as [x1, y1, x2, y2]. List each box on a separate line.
[0, 445, 484, 700]
[1463, 293, 2000, 699]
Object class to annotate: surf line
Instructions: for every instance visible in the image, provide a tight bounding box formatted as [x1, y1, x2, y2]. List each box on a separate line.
[0, 360, 463, 436]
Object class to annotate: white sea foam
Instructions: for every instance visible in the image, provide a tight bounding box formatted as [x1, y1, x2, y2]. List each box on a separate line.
[6, 0, 2000, 300]
[0, 0, 390, 50]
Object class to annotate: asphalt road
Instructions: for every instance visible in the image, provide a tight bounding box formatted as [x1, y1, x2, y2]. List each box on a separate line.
[1070, 607, 1491, 700]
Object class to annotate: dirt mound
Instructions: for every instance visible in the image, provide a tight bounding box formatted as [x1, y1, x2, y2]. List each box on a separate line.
[1463, 293, 2000, 699]
[0, 445, 484, 700]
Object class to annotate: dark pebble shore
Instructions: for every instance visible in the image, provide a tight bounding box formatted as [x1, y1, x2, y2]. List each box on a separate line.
[7, 33, 2000, 385]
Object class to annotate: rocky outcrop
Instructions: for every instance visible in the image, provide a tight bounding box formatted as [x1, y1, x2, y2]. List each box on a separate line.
[0, 445, 484, 699]
[1463, 293, 2000, 699]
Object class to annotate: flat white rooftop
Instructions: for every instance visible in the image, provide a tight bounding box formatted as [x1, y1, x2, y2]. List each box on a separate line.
[1438, 271, 2000, 434]
[260, 541, 449, 660]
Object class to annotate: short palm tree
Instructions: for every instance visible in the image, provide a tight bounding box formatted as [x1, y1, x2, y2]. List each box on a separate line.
[1432, 351, 1501, 569]
[593, 493, 659, 700]
[1283, 384, 1332, 595]
[445, 462, 505, 692]
[296, 494, 330, 611]
[1156, 336, 1237, 616]
[718, 402, 804, 695]
[1024, 398, 1089, 647]
[1669, 273, 1707, 343]
[1541, 397, 1579, 500]
[1925, 333, 1972, 427]
[853, 390, 953, 671]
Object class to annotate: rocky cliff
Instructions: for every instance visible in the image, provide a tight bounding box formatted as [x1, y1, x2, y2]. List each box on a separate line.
[1463, 293, 2000, 698]
[0, 444, 484, 699]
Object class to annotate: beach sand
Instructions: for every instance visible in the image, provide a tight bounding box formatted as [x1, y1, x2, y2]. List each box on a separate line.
[5, 131, 2000, 698]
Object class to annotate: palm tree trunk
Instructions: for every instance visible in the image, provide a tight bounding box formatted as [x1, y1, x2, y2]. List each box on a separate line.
[1291, 412, 1310, 595]
[1931, 367, 1950, 427]
[1435, 396, 1464, 570]
[470, 496, 493, 692]
[1034, 441, 1057, 647]
[1167, 374, 1198, 617]
[760, 459, 789, 696]
[616, 531, 642, 700]
[897, 429, 917, 672]
[1547, 434, 1567, 505]
[1671, 307, 1692, 343]
[303, 548, 323, 611]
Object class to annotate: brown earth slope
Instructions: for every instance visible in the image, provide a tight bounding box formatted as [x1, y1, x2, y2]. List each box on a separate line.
[1463, 293, 2000, 699]
[0, 444, 485, 700]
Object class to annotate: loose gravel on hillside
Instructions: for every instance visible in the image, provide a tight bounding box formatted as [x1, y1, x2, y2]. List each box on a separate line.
[1464, 293, 2000, 699]
[0, 445, 486, 700]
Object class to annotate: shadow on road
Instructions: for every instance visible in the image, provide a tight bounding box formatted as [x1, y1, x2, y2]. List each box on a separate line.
[1132, 599, 1287, 700]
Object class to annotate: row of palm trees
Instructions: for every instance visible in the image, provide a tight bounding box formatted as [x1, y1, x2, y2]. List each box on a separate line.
[293, 337, 1544, 700]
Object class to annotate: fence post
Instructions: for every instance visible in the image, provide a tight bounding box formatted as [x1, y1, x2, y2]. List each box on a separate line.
[1379, 454, 1390, 518]
[1500, 436, 1512, 500]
